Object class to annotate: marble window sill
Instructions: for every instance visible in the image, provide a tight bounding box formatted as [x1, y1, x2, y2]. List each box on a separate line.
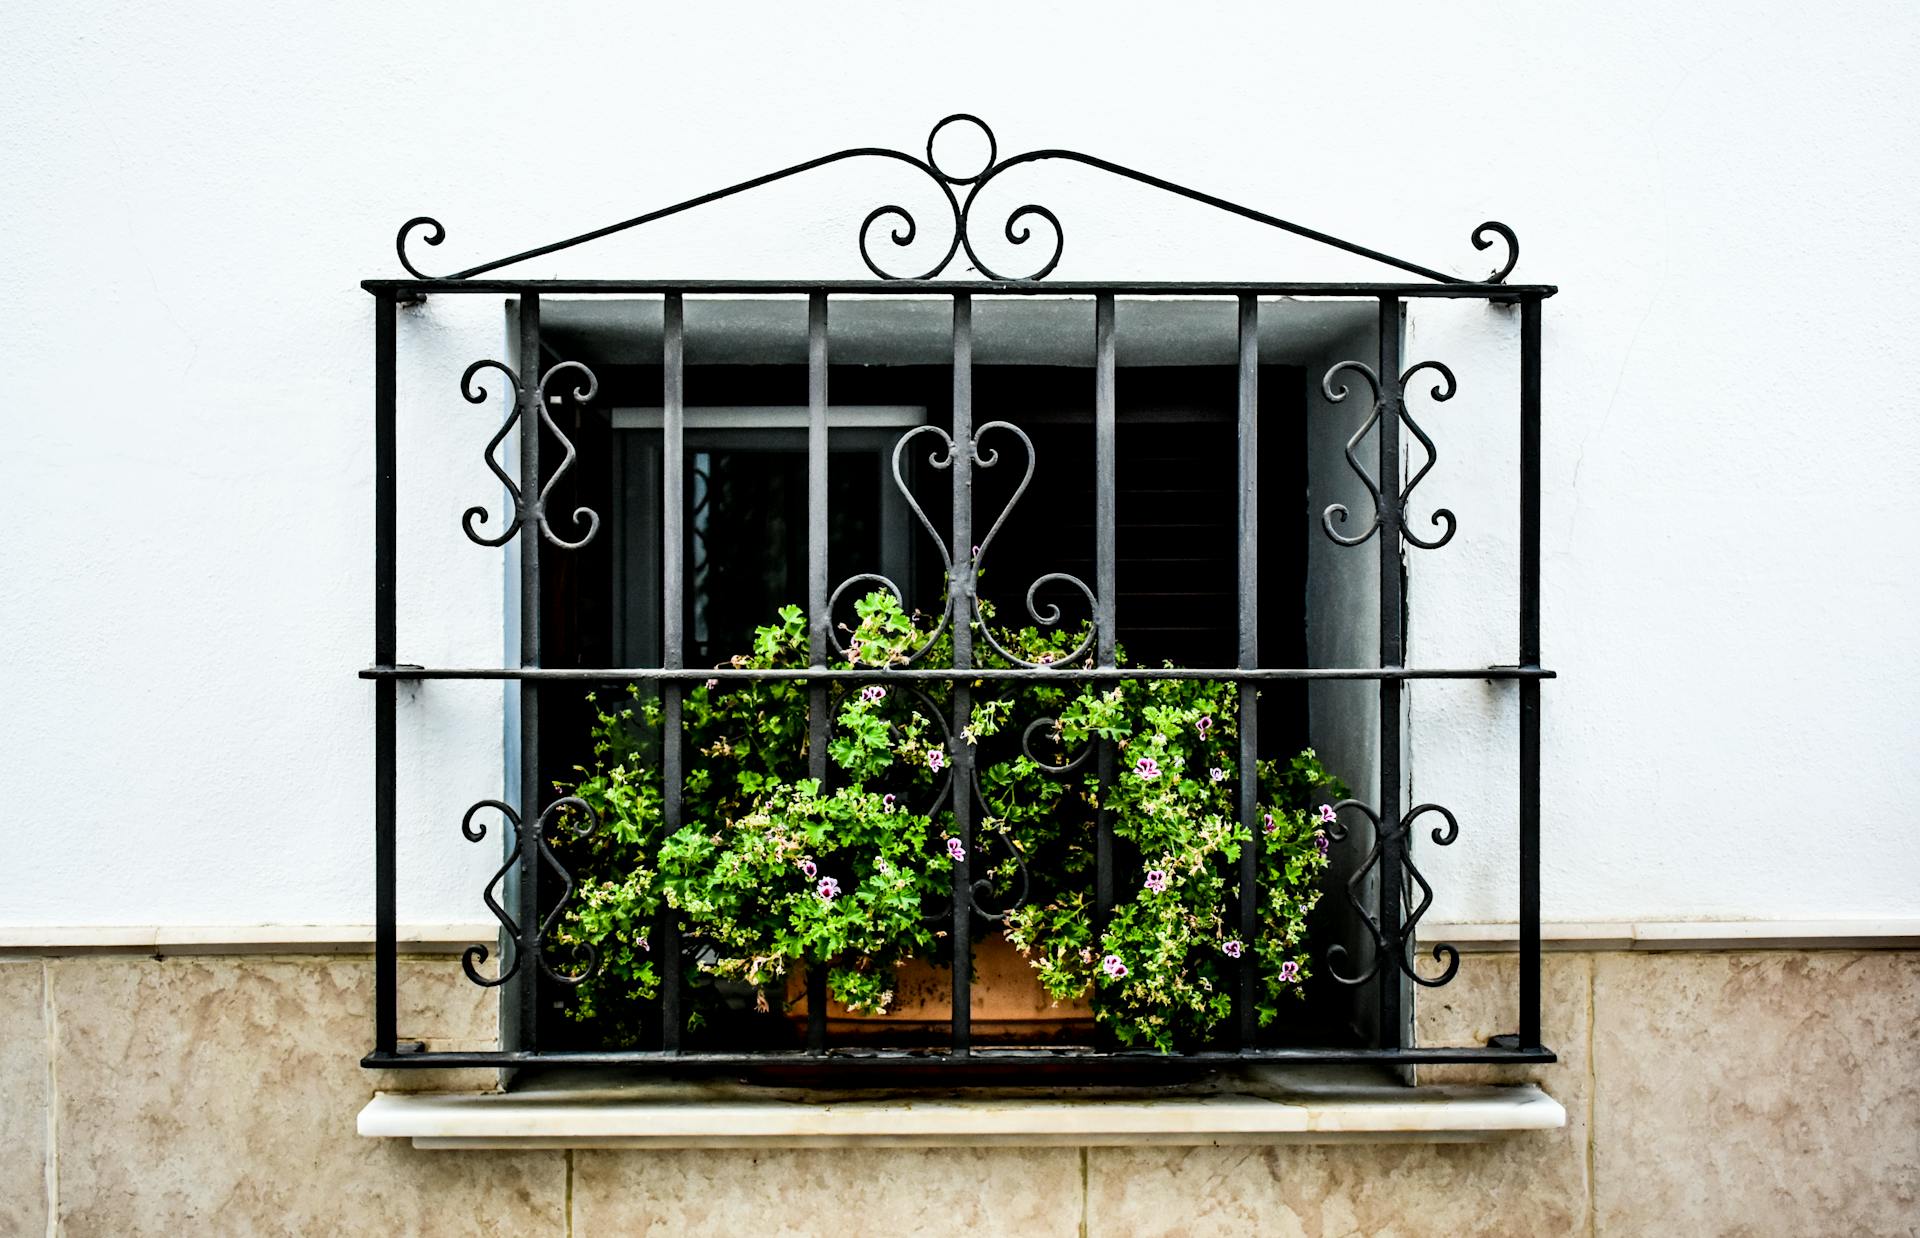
[358, 1069, 1564, 1149]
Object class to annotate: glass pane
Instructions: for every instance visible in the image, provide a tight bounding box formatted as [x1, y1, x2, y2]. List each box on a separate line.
[685, 446, 883, 667]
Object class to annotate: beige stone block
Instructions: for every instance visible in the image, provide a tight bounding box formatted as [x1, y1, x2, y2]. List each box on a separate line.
[49, 954, 562, 1236]
[1592, 950, 1920, 1236]
[0, 962, 48, 1237]
[1086, 952, 1592, 1237]
[573, 1145, 1085, 1236]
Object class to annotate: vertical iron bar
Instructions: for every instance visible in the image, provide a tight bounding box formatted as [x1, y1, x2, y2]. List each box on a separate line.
[1093, 295, 1117, 934]
[1376, 295, 1405, 1051]
[373, 291, 397, 1057]
[806, 291, 830, 1054]
[1519, 298, 1542, 1049]
[949, 294, 973, 1056]
[1234, 295, 1260, 1046]
[660, 293, 685, 1052]
[515, 292, 543, 1051]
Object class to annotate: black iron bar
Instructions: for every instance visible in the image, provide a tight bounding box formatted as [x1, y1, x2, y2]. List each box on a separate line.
[364, 279, 1556, 301]
[659, 293, 685, 1052]
[1093, 295, 1117, 935]
[1519, 299, 1543, 1050]
[363, 665, 1554, 682]
[806, 291, 830, 1055]
[949, 294, 973, 1056]
[1234, 295, 1260, 1046]
[364, 1044, 1557, 1070]
[373, 291, 397, 1057]
[1375, 295, 1406, 1054]
[514, 293, 543, 1053]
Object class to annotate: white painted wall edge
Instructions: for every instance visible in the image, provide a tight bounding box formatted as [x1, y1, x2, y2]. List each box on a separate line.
[0, 924, 489, 955]
[2, 920, 1917, 956]
[1422, 920, 1920, 952]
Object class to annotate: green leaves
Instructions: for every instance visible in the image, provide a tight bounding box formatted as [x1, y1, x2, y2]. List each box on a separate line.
[658, 780, 943, 1012]
[557, 590, 1340, 1050]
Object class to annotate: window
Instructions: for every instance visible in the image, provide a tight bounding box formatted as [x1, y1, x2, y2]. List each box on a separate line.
[364, 116, 1553, 1078]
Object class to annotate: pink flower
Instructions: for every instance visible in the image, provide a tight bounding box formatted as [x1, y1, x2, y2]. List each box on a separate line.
[946, 837, 967, 862]
[705, 678, 719, 689]
[1209, 767, 1226, 784]
[1317, 804, 1337, 825]
[1036, 652, 1056, 666]
[882, 793, 897, 813]
[1134, 756, 1161, 780]
[861, 685, 886, 703]
[639, 937, 650, 953]
[1263, 813, 1278, 835]
[1196, 715, 1212, 737]
[816, 877, 840, 902]
[1143, 869, 1169, 894]
[1079, 947, 1094, 965]
[1101, 954, 1128, 979]
[799, 858, 818, 880]
[1314, 830, 1330, 854]
[1223, 940, 1243, 959]
[847, 638, 863, 662]
[1278, 960, 1300, 983]
[927, 749, 945, 773]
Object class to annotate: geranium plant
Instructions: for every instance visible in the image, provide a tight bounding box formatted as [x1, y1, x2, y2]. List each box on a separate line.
[555, 590, 1343, 1053]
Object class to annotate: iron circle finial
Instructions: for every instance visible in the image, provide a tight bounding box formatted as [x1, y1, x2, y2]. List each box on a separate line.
[926, 114, 997, 185]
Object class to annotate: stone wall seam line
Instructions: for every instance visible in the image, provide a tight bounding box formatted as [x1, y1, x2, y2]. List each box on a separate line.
[41, 959, 58, 1238]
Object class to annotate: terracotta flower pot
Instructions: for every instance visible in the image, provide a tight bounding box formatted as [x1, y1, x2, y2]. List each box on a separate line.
[783, 934, 1095, 1045]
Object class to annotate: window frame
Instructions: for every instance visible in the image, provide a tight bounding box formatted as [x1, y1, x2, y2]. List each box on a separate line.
[362, 114, 1555, 1081]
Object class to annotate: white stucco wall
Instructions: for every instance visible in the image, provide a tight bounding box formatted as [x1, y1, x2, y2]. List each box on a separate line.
[3, 1, 1916, 929]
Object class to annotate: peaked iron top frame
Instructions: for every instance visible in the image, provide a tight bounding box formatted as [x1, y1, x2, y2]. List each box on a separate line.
[373, 113, 1553, 297]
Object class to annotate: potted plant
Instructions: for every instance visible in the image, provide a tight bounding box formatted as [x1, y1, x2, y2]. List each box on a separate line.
[554, 591, 1343, 1053]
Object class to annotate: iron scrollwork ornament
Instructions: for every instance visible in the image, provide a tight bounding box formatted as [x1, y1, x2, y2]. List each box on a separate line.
[1320, 360, 1459, 551]
[1321, 799, 1461, 989]
[459, 359, 601, 550]
[397, 115, 1520, 284]
[458, 796, 601, 987]
[828, 417, 1095, 926]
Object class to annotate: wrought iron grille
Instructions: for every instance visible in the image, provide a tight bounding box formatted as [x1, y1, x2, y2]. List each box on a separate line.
[362, 116, 1555, 1075]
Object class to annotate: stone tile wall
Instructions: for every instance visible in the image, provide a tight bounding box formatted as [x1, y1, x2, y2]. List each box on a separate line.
[0, 949, 1912, 1235]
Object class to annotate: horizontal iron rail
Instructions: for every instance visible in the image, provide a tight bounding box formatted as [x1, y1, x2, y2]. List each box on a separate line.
[363, 1045, 1556, 1070]
[361, 278, 1556, 301]
[361, 665, 1554, 682]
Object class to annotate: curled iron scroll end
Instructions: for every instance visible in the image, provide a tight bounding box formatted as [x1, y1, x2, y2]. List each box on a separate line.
[1324, 941, 1378, 987]
[462, 504, 521, 548]
[461, 798, 517, 843]
[397, 216, 447, 280]
[460, 359, 518, 406]
[1326, 798, 1382, 846]
[1472, 221, 1519, 284]
[1408, 941, 1462, 989]
[972, 201, 1063, 282]
[1020, 716, 1093, 775]
[540, 507, 600, 551]
[539, 359, 600, 407]
[461, 943, 515, 989]
[1320, 503, 1375, 549]
[858, 204, 940, 280]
